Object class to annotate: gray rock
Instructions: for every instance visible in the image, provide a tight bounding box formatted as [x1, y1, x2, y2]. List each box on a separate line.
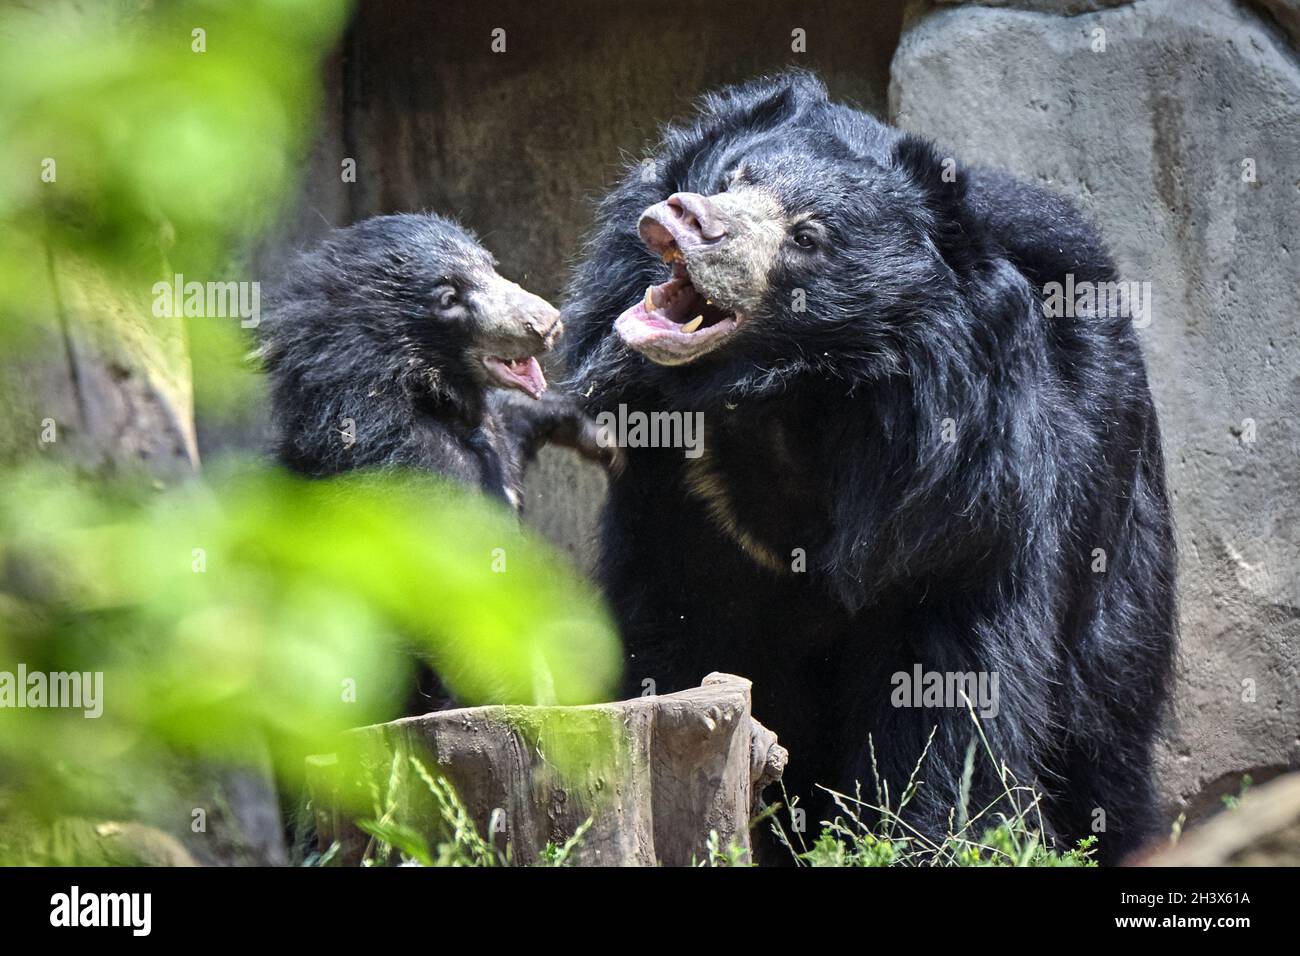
[892, 0, 1300, 825]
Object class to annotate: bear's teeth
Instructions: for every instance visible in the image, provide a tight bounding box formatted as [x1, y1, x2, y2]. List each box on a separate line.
[682, 315, 704, 333]
[644, 286, 656, 310]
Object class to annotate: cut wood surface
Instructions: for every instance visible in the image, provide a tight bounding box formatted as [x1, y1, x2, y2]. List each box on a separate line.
[307, 672, 787, 866]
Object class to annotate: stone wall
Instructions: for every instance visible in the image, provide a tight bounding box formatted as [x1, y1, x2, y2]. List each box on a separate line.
[243, 0, 1298, 826]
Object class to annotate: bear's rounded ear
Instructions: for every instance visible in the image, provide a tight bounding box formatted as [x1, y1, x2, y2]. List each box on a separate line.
[891, 134, 984, 271]
[697, 69, 827, 134]
[890, 134, 968, 221]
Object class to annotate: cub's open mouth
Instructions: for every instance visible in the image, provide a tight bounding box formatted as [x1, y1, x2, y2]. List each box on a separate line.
[614, 249, 742, 366]
[484, 355, 547, 399]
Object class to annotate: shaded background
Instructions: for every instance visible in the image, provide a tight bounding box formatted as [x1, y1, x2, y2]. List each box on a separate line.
[229, 0, 1299, 829]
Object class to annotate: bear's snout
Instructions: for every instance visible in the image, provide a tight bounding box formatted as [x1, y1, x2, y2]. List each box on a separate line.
[638, 192, 729, 255]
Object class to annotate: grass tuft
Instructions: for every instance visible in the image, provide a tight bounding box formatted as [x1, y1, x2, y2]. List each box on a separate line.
[768, 711, 1099, 867]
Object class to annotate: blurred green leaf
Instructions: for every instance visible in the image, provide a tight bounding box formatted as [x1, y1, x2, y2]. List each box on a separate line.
[0, 462, 621, 824]
[0, 1, 624, 859]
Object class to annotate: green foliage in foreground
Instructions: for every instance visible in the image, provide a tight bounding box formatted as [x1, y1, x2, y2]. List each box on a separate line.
[0, 0, 360, 433]
[696, 830, 753, 867]
[0, 0, 348, 305]
[0, 463, 621, 846]
[0, 0, 625, 864]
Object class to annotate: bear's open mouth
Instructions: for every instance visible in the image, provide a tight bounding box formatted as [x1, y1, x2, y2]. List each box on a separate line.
[483, 355, 547, 399]
[614, 253, 742, 366]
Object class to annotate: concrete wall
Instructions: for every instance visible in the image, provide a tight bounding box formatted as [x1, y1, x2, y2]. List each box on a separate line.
[244, 0, 1298, 825]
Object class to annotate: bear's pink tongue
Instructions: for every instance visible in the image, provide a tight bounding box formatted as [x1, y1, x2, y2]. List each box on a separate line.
[485, 355, 547, 399]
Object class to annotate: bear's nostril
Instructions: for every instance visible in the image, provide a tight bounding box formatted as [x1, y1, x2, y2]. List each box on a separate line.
[669, 204, 699, 233]
[667, 192, 725, 241]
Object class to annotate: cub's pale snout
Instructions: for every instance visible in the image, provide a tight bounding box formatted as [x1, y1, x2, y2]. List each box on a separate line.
[478, 274, 562, 348]
[473, 273, 562, 399]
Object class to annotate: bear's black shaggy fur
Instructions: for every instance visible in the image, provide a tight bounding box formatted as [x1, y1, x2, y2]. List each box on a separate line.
[259, 213, 612, 508]
[562, 72, 1175, 862]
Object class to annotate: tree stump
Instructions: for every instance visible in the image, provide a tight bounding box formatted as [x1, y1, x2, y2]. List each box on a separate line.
[307, 673, 787, 866]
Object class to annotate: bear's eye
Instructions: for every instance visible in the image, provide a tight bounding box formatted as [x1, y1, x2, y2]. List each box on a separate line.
[433, 285, 458, 310]
[792, 230, 818, 250]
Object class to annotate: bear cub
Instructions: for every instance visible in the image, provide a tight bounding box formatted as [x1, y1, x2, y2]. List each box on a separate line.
[258, 212, 614, 508]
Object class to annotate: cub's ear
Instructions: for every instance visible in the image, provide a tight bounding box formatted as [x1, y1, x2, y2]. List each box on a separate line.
[890, 134, 982, 270]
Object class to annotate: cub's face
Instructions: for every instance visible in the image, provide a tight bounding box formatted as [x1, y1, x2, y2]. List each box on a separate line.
[614, 128, 951, 383]
[313, 214, 562, 399]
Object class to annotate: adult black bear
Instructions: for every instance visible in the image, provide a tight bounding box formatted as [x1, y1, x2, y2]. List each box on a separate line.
[259, 213, 612, 509]
[562, 72, 1175, 863]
